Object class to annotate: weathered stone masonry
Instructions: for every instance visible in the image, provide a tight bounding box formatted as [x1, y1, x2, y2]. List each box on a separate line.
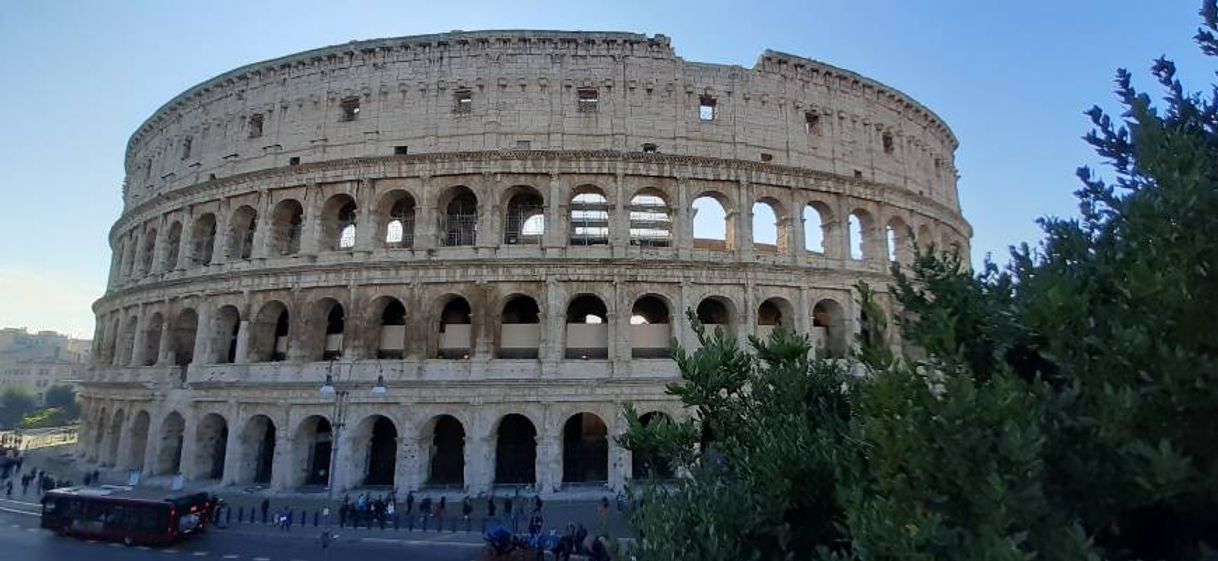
[80, 30, 971, 495]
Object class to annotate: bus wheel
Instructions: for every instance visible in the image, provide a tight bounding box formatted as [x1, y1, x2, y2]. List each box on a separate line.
[123, 536, 134, 547]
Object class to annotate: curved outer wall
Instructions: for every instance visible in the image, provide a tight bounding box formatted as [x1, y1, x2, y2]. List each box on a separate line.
[81, 30, 970, 494]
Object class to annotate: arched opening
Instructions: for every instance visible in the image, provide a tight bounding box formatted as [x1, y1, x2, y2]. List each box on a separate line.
[425, 415, 465, 487]
[886, 218, 910, 264]
[494, 414, 536, 485]
[213, 305, 241, 364]
[139, 228, 157, 275]
[140, 313, 163, 366]
[319, 195, 358, 251]
[316, 300, 345, 361]
[191, 213, 217, 267]
[125, 410, 150, 470]
[437, 296, 472, 359]
[916, 224, 934, 251]
[237, 415, 276, 485]
[381, 192, 416, 248]
[569, 187, 609, 246]
[440, 186, 478, 247]
[812, 299, 847, 359]
[630, 295, 671, 358]
[270, 199, 304, 256]
[752, 199, 783, 253]
[93, 408, 107, 461]
[629, 189, 672, 248]
[848, 210, 874, 261]
[155, 411, 186, 476]
[295, 415, 333, 487]
[105, 318, 119, 365]
[566, 295, 608, 359]
[355, 415, 397, 487]
[756, 297, 793, 340]
[119, 236, 135, 279]
[696, 297, 735, 336]
[375, 298, 407, 359]
[250, 301, 289, 362]
[499, 295, 541, 359]
[804, 203, 832, 255]
[503, 187, 545, 245]
[692, 193, 731, 251]
[228, 205, 258, 260]
[164, 221, 182, 271]
[172, 309, 198, 366]
[194, 413, 229, 480]
[562, 413, 608, 484]
[631, 412, 676, 480]
[106, 409, 125, 466]
[116, 317, 137, 366]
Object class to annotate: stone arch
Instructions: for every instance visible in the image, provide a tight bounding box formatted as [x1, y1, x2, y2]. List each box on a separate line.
[569, 185, 610, 246]
[498, 294, 541, 359]
[631, 411, 676, 480]
[140, 312, 164, 366]
[436, 295, 473, 359]
[164, 220, 183, 271]
[293, 414, 333, 487]
[566, 294, 609, 359]
[438, 185, 478, 247]
[309, 298, 345, 361]
[227, 205, 258, 260]
[756, 296, 796, 340]
[212, 305, 241, 364]
[105, 317, 120, 365]
[812, 299, 848, 358]
[368, 295, 407, 359]
[320, 194, 358, 251]
[270, 199, 304, 256]
[848, 208, 876, 261]
[194, 412, 229, 480]
[692, 191, 733, 251]
[752, 197, 788, 253]
[348, 414, 398, 487]
[190, 213, 217, 267]
[116, 315, 138, 366]
[250, 300, 290, 362]
[503, 185, 546, 245]
[139, 226, 158, 275]
[171, 308, 199, 366]
[92, 407, 108, 460]
[125, 410, 150, 470]
[236, 414, 277, 485]
[562, 412, 609, 484]
[377, 190, 417, 249]
[916, 223, 934, 251]
[493, 413, 537, 485]
[630, 294, 672, 358]
[629, 188, 672, 248]
[422, 414, 465, 487]
[105, 409, 125, 466]
[804, 201, 834, 255]
[155, 411, 186, 476]
[885, 216, 912, 264]
[696, 295, 737, 336]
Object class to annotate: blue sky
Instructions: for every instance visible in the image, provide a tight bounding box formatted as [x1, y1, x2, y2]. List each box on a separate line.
[0, 0, 1210, 338]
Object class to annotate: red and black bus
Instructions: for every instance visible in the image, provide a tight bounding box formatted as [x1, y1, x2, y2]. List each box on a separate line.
[41, 486, 214, 546]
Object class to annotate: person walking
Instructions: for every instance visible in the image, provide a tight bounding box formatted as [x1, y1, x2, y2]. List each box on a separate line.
[4, 480, 12, 498]
[435, 496, 447, 531]
[461, 496, 472, 531]
[597, 496, 609, 522]
[261, 498, 271, 524]
[419, 496, 432, 531]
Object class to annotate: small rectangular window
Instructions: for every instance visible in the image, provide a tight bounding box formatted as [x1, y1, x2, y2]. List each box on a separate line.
[760, 153, 773, 163]
[394, 146, 409, 155]
[248, 114, 264, 138]
[882, 132, 894, 154]
[454, 89, 473, 114]
[288, 157, 300, 166]
[181, 137, 192, 160]
[699, 95, 716, 121]
[805, 112, 821, 135]
[642, 143, 658, 153]
[853, 169, 863, 179]
[515, 140, 531, 150]
[577, 88, 599, 112]
[339, 97, 360, 122]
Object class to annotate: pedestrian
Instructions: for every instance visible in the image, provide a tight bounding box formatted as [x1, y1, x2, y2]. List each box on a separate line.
[261, 498, 270, 524]
[487, 493, 497, 520]
[505, 495, 516, 533]
[533, 494, 543, 514]
[278, 508, 289, 532]
[461, 496, 472, 531]
[419, 496, 432, 530]
[83, 472, 92, 486]
[286, 507, 294, 531]
[4, 480, 11, 498]
[436, 496, 446, 531]
[597, 496, 609, 522]
[405, 490, 415, 516]
[91, 470, 99, 484]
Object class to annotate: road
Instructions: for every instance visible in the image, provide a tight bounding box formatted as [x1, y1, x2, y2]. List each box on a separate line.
[0, 498, 481, 561]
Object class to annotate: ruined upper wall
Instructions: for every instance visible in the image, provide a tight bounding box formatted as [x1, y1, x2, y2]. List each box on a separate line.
[122, 30, 960, 212]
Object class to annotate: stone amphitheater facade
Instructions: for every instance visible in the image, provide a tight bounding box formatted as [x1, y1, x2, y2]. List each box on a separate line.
[79, 31, 970, 495]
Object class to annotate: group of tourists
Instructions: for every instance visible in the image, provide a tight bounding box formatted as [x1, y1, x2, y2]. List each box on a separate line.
[1, 461, 76, 498]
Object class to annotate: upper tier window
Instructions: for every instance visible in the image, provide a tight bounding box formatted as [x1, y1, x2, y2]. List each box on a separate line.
[249, 114, 264, 138]
[340, 97, 360, 122]
[699, 96, 716, 121]
[454, 89, 473, 114]
[577, 88, 598, 113]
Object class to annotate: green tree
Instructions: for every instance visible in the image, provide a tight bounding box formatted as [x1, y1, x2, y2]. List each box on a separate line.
[0, 387, 38, 429]
[43, 385, 80, 419]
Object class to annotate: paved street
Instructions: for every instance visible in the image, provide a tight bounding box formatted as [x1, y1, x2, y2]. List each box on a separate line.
[0, 497, 480, 561]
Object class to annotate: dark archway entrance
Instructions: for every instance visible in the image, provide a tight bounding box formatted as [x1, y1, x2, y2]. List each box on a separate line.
[562, 413, 608, 484]
[427, 415, 465, 487]
[365, 416, 397, 486]
[300, 416, 332, 486]
[631, 412, 676, 480]
[494, 414, 536, 485]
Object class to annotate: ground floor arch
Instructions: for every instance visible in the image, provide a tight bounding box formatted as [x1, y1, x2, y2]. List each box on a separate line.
[125, 410, 150, 470]
[494, 414, 536, 485]
[562, 412, 608, 484]
[350, 415, 398, 487]
[631, 412, 676, 480]
[237, 415, 277, 485]
[294, 415, 333, 487]
[105, 409, 125, 466]
[194, 413, 229, 480]
[155, 411, 186, 476]
[424, 415, 464, 487]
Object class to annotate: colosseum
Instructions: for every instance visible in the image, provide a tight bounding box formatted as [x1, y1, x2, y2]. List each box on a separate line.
[79, 30, 969, 495]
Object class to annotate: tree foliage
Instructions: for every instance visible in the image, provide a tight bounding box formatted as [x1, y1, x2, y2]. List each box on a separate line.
[619, 3, 1218, 560]
[0, 388, 38, 429]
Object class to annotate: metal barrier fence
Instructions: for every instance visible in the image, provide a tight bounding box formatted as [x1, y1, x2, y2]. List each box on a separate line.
[0, 425, 78, 451]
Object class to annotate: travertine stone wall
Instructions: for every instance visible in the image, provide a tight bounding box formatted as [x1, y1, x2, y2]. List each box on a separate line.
[82, 30, 971, 496]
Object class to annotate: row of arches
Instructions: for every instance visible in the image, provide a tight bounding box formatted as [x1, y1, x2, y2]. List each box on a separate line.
[97, 291, 853, 368]
[87, 407, 676, 490]
[112, 183, 963, 284]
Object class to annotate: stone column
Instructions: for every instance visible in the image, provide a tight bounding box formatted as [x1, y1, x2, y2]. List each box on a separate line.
[477, 176, 498, 251]
[415, 176, 438, 252]
[543, 175, 564, 249]
[192, 306, 212, 367]
[353, 180, 375, 255]
[467, 435, 494, 494]
[234, 320, 252, 364]
[141, 422, 161, 477]
[674, 177, 691, 259]
[251, 193, 273, 260]
[609, 175, 628, 254]
[797, 287, 812, 335]
[270, 428, 294, 491]
[128, 308, 148, 367]
[789, 206, 807, 264]
[150, 215, 169, 274]
[178, 416, 198, 479]
[156, 313, 173, 366]
[178, 207, 196, 271]
[536, 430, 561, 495]
[211, 198, 232, 266]
[299, 183, 322, 257]
[677, 281, 694, 349]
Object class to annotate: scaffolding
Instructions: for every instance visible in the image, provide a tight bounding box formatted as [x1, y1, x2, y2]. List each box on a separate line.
[570, 192, 610, 245]
[629, 194, 672, 248]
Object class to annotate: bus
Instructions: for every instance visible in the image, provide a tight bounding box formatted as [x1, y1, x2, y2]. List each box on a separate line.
[41, 485, 214, 546]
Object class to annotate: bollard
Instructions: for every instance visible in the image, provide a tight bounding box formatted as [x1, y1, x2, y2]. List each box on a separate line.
[313, 511, 319, 527]
[238, 507, 245, 523]
[226, 507, 232, 525]
[407, 513, 414, 531]
[393, 513, 399, 530]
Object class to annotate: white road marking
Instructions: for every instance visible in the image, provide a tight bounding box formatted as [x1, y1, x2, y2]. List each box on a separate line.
[252, 557, 270, 561]
[138, 546, 152, 550]
[191, 552, 209, 556]
[24, 527, 38, 533]
[0, 506, 37, 517]
[222, 555, 240, 559]
[108, 542, 123, 546]
[360, 537, 482, 548]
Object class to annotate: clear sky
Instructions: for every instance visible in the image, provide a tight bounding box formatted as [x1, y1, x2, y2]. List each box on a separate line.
[0, 0, 1210, 338]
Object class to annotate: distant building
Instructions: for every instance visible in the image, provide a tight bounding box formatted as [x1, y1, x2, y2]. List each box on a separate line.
[0, 327, 91, 404]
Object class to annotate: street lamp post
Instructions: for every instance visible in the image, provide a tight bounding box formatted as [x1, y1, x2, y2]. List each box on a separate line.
[319, 358, 388, 526]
